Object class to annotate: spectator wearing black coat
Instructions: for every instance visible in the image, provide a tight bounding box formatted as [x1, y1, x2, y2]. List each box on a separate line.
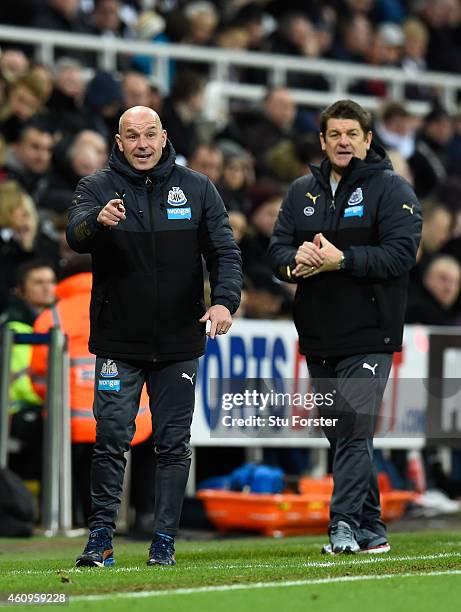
[406, 254, 461, 325]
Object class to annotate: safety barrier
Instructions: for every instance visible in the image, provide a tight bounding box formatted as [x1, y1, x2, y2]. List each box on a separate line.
[1, 24, 461, 114]
[0, 326, 72, 535]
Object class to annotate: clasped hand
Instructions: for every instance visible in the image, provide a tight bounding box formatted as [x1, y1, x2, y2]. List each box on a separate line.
[293, 233, 343, 278]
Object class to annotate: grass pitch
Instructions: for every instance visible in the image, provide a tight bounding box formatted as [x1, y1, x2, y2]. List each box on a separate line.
[0, 531, 460, 611]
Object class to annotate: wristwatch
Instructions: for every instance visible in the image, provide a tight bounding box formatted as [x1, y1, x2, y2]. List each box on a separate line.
[339, 254, 346, 270]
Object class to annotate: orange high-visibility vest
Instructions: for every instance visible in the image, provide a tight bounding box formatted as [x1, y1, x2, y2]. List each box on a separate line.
[30, 273, 152, 444]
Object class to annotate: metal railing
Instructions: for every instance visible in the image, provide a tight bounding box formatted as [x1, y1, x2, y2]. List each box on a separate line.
[0, 326, 72, 535]
[1, 24, 461, 114]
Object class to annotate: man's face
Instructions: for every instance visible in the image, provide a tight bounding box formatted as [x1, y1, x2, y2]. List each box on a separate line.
[9, 85, 42, 121]
[422, 208, 452, 252]
[320, 118, 372, 175]
[251, 199, 282, 237]
[16, 128, 54, 174]
[115, 112, 166, 171]
[123, 75, 151, 109]
[424, 260, 461, 308]
[57, 66, 84, 100]
[20, 267, 56, 311]
[188, 147, 223, 183]
[94, 0, 120, 32]
[265, 89, 296, 131]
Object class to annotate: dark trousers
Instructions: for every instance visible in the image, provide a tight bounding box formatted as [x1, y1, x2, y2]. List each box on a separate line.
[88, 357, 198, 536]
[307, 353, 393, 537]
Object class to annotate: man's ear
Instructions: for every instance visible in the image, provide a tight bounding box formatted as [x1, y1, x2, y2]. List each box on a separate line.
[365, 131, 372, 150]
[162, 129, 167, 148]
[319, 133, 326, 151]
[115, 134, 123, 152]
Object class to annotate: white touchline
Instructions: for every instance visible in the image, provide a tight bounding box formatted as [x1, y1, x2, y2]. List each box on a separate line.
[6, 551, 461, 576]
[70, 569, 461, 602]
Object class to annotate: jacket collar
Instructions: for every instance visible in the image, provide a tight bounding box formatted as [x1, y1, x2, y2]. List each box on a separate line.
[108, 139, 177, 185]
[309, 141, 393, 191]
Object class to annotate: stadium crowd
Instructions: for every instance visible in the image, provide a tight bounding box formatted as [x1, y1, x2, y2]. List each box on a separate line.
[1, 0, 461, 530]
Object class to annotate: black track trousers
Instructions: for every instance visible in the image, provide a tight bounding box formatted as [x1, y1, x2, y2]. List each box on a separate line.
[307, 353, 393, 537]
[88, 356, 198, 536]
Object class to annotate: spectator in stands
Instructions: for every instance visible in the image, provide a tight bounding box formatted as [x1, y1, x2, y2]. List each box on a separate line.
[41, 141, 103, 214]
[228, 210, 247, 246]
[30, 63, 54, 105]
[232, 5, 270, 84]
[242, 265, 287, 319]
[216, 141, 252, 213]
[130, 10, 172, 81]
[410, 199, 453, 290]
[330, 13, 373, 63]
[81, 71, 124, 145]
[73, 130, 108, 168]
[0, 182, 59, 302]
[0, 73, 49, 143]
[240, 181, 284, 272]
[373, 101, 416, 159]
[350, 23, 404, 97]
[387, 149, 414, 186]
[416, 0, 461, 74]
[0, 49, 30, 84]
[30, 255, 153, 527]
[183, 1, 219, 47]
[90, 0, 130, 37]
[401, 18, 432, 101]
[224, 87, 296, 176]
[4, 122, 55, 202]
[162, 71, 206, 159]
[122, 71, 152, 109]
[406, 254, 461, 325]
[420, 201, 453, 257]
[265, 133, 324, 184]
[269, 13, 329, 90]
[409, 104, 453, 199]
[187, 144, 223, 184]
[1, 259, 57, 482]
[46, 58, 86, 137]
[31, 0, 92, 62]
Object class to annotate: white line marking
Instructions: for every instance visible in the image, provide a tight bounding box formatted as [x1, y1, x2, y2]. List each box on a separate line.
[70, 570, 461, 602]
[5, 551, 461, 576]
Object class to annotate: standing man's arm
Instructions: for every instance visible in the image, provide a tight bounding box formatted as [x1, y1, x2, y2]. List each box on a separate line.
[342, 177, 422, 279]
[268, 182, 324, 282]
[199, 179, 243, 338]
[299, 177, 422, 280]
[67, 178, 126, 253]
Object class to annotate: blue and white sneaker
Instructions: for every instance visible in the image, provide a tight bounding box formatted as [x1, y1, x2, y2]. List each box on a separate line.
[147, 533, 176, 566]
[75, 527, 115, 567]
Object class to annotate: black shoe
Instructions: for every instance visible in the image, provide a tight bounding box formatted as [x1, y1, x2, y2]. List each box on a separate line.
[147, 533, 176, 566]
[76, 528, 115, 567]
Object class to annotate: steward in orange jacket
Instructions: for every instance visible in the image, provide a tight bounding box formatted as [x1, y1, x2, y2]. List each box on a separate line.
[30, 270, 152, 445]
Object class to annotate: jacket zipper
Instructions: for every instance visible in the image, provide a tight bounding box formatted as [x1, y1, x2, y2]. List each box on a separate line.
[146, 175, 158, 362]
